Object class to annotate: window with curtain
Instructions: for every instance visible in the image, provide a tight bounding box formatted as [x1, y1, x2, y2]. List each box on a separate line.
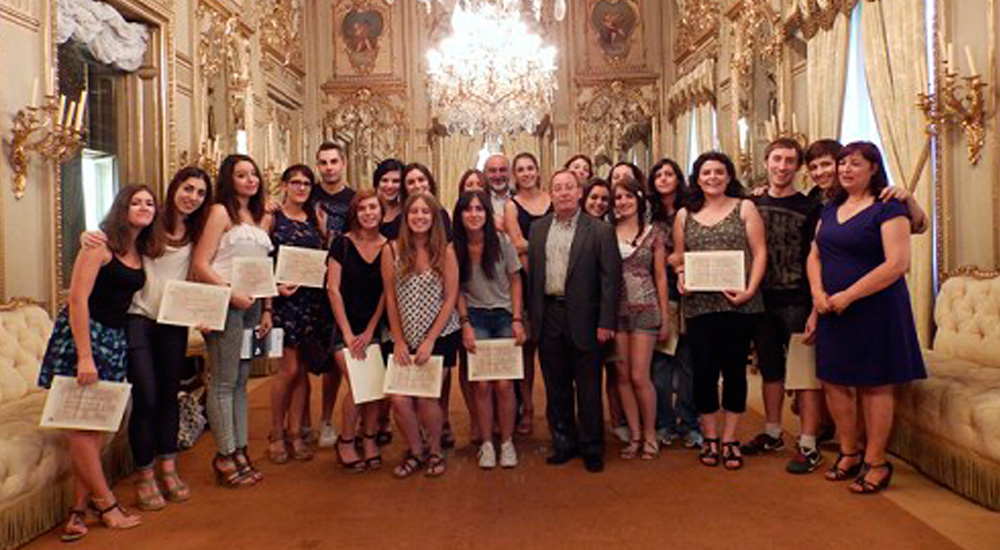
[838, 3, 891, 184]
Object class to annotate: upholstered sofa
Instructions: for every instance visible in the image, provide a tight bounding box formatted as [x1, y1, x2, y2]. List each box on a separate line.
[0, 300, 132, 550]
[891, 272, 1000, 510]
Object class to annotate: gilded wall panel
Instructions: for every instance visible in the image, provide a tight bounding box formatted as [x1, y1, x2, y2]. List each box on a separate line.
[333, 0, 393, 77]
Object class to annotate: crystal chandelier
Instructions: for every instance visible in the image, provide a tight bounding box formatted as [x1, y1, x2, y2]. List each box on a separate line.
[425, 2, 559, 139]
[387, 0, 567, 22]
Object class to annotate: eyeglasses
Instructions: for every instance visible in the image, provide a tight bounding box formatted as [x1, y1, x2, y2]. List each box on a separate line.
[287, 180, 312, 188]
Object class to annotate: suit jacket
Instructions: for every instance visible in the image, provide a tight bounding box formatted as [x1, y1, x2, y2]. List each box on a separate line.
[527, 210, 622, 351]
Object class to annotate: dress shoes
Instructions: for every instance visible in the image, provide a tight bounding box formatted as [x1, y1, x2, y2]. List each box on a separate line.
[583, 454, 605, 473]
[546, 448, 580, 465]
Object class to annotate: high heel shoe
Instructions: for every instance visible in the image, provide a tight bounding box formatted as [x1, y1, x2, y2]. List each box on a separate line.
[212, 453, 255, 488]
[158, 469, 190, 503]
[825, 449, 864, 481]
[134, 474, 165, 511]
[362, 432, 383, 471]
[336, 436, 366, 473]
[60, 508, 88, 542]
[850, 462, 894, 494]
[233, 447, 263, 483]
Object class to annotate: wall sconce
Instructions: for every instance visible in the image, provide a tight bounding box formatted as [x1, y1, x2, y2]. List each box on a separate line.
[918, 40, 988, 165]
[9, 87, 88, 200]
[737, 116, 753, 183]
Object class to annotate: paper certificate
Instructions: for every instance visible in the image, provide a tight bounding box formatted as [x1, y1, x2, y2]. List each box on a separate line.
[157, 280, 231, 331]
[785, 334, 821, 390]
[467, 339, 524, 381]
[275, 245, 328, 289]
[684, 251, 746, 292]
[383, 355, 444, 398]
[231, 257, 278, 298]
[40, 376, 132, 432]
[346, 345, 386, 403]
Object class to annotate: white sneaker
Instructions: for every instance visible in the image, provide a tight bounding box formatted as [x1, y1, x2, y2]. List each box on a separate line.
[318, 423, 337, 448]
[612, 426, 630, 444]
[499, 439, 518, 468]
[478, 441, 497, 469]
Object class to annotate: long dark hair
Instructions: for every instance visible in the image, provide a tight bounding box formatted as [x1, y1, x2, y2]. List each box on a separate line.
[833, 141, 890, 203]
[563, 154, 594, 180]
[373, 158, 405, 190]
[163, 166, 212, 246]
[612, 177, 647, 246]
[612, 161, 644, 185]
[581, 177, 612, 220]
[397, 193, 448, 277]
[452, 191, 501, 283]
[101, 184, 164, 258]
[281, 164, 320, 232]
[647, 158, 686, 223]
[686, 151, 743, 213]
[216, 154, 266, 224]
[512, 152, 541, 191]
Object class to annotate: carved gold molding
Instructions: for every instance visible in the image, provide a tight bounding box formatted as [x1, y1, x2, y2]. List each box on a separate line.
[322, 87, 408, 164]
[576, 80, 658, 165]
[783, 0, 862, 40]
[943, 265, 1000, 281]
[729, 1, 783, 86]
[0, 296, 47, 312]
[260, 0, 303, 69]
[675, 0, 721, 60]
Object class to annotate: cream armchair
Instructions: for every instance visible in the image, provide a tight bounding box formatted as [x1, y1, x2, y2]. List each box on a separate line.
[891, 272, 1000, 510]
[0, 300, 131, 550]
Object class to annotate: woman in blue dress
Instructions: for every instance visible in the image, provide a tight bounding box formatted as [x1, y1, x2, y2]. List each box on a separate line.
[40, 185, 163, 540]
[806, 141, 926, 494]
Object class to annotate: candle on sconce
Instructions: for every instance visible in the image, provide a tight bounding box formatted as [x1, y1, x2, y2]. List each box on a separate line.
[56, 95, 66, 128]
[792, 113, 799, 134]
[74, 90, 87, 131]
[964, 45, 978, 76]
[947, 43, 955, 68]
[738, 117, 749, 151]
[64, 101, 77, 132]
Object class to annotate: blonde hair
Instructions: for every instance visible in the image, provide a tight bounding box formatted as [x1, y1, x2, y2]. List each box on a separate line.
[396, 193, 448, 278]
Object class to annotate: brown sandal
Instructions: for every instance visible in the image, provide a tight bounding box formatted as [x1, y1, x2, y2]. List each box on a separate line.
[393, 452, 425, 478]
[425, 453, 447, 477]
[640, 439, 660, 460]
[213, 454, 256, 488]
[287, 432, 314, 461]
[620, 439, 641, 460]
[268, 433, 289, 464]
[234, 447, 263, 483]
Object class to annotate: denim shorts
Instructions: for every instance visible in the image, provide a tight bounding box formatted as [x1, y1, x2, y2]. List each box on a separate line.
[467, 307, 513, 340]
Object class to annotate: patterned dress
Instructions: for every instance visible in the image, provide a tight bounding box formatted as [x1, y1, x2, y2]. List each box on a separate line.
[394, 259, 460, 350]
[618, 225, 665, 331]
[271, 210, 328, 348]
[39, 255, 146, 388]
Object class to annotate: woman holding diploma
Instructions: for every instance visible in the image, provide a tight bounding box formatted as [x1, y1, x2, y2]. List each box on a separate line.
[265, 165, 327, 465]
[806, 142, 925, 494]
[192, 154, 273, 487]
[39, 184, 163, 539]
[80, 168, 211, 510]
[453, 191, 525, 469]
[381, 193, 461, 478]
[328, 189, 388, 471]
[673, 152, 766, 471]
[612, 177, 669, 460]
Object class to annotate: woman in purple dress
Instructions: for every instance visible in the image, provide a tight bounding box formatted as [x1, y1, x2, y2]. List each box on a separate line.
[806, 141, 926, 494]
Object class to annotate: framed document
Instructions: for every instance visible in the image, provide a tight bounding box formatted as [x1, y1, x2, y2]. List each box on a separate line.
[346, 345, 386, 403]
[684, 251, 746, 292]
[275, 245, 328, 288]
[467, 339, 523, 381]
[785, 334, 821, 390]
[231, 257, 278, 298]
[383, 355, 443, 398]
[157, 280, 231, 331]
[40, 376, 132, 432]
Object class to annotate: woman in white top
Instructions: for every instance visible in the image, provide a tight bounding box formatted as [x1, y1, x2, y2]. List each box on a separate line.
[192, 154, 273, 487]
[82, 167, 212, 509]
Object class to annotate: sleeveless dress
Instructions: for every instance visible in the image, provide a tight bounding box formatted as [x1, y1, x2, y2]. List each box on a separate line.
[618, 225, 665, 331]
[814, 201, 926, 386]
[513, 197, 551, 313]
[39, 256, 146, 388]
[681, 201, 764, 319]
[271, 210, 327, 348]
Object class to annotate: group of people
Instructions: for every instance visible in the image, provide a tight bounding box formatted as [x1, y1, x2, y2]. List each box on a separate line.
[40, 136, 927, 541]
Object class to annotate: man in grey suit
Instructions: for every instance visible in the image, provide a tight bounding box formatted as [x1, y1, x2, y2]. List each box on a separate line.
[527, 170, 622, 473]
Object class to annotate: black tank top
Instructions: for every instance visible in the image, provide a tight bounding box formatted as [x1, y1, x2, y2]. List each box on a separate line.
[88, 255, 146, 328]
[513, 197, 552, 241]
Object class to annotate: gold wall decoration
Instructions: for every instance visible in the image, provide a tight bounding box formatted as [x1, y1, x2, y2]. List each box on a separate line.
[577, 80, 657, 166]
[729, 1, 782, 87]
[197, 2, 253, 131]
[675, 0, 720, 59]
[260, 0, 304, 68]
[918, 61, 989, 166]
[335, 0, 390, 76]
[8, 95, 87, 200]
[784, 0, 862, 40]
[322, 87, 408, 185]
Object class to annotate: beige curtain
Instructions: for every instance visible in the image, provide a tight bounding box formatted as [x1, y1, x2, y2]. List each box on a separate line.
[861, 0, 933, 345]
[434, 134, 483, 210]
[674, 108, 693, 171]
[695, 102, 715, 154]
[806, 12, 851, 140]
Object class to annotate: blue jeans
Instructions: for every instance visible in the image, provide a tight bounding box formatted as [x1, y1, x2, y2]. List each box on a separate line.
[467, 307, 513, 339]
[204, 302, 261, 455]
[651, 336, 700, 436]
